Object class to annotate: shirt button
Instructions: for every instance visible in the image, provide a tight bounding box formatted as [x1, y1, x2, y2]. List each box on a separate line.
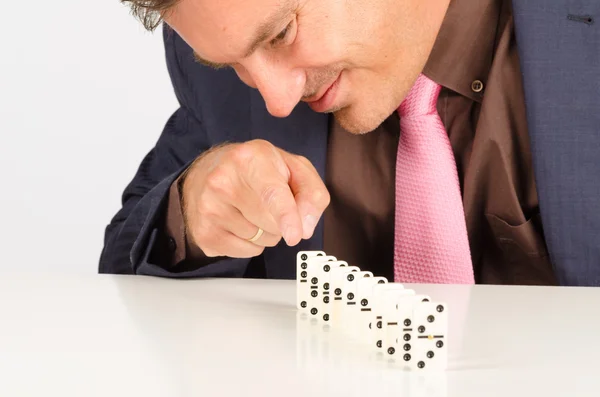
[471, 80, 484, 93]
[167, 237, 177, 252]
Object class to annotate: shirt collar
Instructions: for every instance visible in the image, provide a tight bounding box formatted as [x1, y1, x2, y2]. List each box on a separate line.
[423, 0, 504, 103]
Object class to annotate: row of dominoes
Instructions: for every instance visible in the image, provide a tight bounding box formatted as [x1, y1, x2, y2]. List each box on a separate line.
[296, 250, 448, 371]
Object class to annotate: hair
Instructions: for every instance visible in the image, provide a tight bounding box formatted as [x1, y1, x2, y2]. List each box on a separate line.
[121, 0, 181, 31]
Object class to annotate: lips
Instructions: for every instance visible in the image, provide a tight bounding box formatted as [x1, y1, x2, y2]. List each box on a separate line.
[305, 78, 337, 103]
[304, 73, 342, 113]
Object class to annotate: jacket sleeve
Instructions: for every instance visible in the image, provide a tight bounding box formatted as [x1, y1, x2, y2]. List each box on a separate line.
[98, 25, 251, 278]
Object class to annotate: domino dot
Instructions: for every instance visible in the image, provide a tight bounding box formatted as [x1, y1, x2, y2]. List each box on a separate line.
[334, 288, 342, 296]
[361, 299, 368, 306]
[436, 341, 444, 348]
[347, 293, 354, 300]
[311, 290, 318, 297]
[311, 277, 318, 284]
[376, 340, 382, 348]
[347, 274, 354, 282]
[301, 301, 307, 308]
[317, 253, 323, 256]
[418, 361, 425, 369]
[301, 263, 307, 269]
[403, 344, 411, 351]
[378, 280, 385, 284]
[301, 271, 307, 278]
[403, 354, 411, 361]
[364, 274, 371, 277]
[418, 326, 425, 333]
[437, 305, 444, 312]
[323, 296, 329, 304]
[387, 347, 395, 355]
[427, 315, 435, 323]
[301, 254, 308, 260]
[310, 308, 318, 315]
[404, 319, 411, 326]
[377, 321, 382, 329]
[323, 314, 329, 321]
[369, 323, 372, 329]
[323, 283, 329, 290]
[403, 333, 411, 341]
[422, 298, 430, 302]
[324, 265, 330, 272]
[427, 351, 434, 358]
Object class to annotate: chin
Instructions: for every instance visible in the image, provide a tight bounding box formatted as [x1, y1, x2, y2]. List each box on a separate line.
[333, 103, 394, 135]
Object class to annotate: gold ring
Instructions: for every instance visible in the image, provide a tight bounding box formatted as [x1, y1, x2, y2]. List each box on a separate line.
[247, 227, 263, 242]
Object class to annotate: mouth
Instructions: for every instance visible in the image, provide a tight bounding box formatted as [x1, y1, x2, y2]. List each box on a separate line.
[304, 72, 342, 113]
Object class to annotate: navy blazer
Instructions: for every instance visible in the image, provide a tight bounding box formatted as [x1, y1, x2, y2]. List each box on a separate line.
[99, 1, 600, 286]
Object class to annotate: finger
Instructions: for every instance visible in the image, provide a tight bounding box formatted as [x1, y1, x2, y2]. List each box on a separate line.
[240, 227, 282, 248]
[230, 183, 282, 237]
[220, 208, 282, 247]
[192, 192, 281, 248]
[233, 153, 303, 247]
[281, 152, 331, 239]
[201, 229, 266, 258]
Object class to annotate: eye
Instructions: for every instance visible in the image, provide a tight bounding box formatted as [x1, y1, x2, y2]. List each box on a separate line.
[272, 24, 290, 44]
[270, 19, 296, 47]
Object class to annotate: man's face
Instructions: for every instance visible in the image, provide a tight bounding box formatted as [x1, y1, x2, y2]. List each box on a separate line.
[166, 0, 450, 134]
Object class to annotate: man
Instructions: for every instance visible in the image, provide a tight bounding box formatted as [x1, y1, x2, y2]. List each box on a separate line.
[100, 0, 600, 286]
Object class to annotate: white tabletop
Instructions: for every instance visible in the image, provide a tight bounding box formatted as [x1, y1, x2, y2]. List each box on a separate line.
[0, 273, 599, 396]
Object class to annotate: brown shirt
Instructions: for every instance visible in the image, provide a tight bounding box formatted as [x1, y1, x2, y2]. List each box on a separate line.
[160, 0, 557, 285]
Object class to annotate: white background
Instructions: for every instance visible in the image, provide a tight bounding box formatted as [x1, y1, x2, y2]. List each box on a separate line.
[0, 1, 178, 273]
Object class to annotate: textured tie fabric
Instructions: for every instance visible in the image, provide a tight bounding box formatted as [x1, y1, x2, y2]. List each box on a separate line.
[393, 73, 475, 284]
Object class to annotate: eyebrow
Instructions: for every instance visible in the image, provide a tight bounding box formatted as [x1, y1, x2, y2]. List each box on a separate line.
[193, 0, 297, 69]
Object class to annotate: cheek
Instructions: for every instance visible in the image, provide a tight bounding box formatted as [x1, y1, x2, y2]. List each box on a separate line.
[290, 39, 348, 76]
[291, 18, 347, 69]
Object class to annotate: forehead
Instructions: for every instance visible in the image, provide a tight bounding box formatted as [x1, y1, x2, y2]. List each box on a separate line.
[167, 0, 293, 61]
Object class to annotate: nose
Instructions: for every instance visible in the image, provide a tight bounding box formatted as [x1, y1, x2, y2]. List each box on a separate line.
[241, 57, 305, 118]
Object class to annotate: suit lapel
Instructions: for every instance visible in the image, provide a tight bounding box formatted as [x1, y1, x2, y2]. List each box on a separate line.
[512, 0, 600, 285]
[249, 90, 329, 279]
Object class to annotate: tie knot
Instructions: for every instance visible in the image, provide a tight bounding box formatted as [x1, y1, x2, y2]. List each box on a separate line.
[398, 73, 441, 118]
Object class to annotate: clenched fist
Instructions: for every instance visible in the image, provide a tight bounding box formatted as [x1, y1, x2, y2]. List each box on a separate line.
[180, 139, 330, 258]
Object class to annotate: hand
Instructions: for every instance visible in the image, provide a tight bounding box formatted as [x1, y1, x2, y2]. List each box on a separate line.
[180, 139, 330, 258]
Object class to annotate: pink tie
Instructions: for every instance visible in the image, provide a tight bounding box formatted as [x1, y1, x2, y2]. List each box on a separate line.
[393, 73, 474, 284]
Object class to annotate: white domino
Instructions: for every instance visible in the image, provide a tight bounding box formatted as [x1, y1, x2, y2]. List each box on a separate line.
[384, 294, 431, 358]
[407, 300, 448, 370]
[296, 250, 328, 311]
[294, 250, 449, 371]
[339, 271, 373, 327]
[328, 265, 361, 324]
[352, 276, 388, 340]
[315, 260, 349, 322]
[371, 284, 414, 349]
[305, 255, 338, 317]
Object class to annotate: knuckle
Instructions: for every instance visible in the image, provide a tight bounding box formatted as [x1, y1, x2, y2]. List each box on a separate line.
[196, 198, 217, 219]
[260, 184, 286, 210]
[230, 143, 256, 165]
[205, 169, 234, 197]
[296, 154, 312, 168]
[311, 186, 331, 208]
[250, 139, 273, 151]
